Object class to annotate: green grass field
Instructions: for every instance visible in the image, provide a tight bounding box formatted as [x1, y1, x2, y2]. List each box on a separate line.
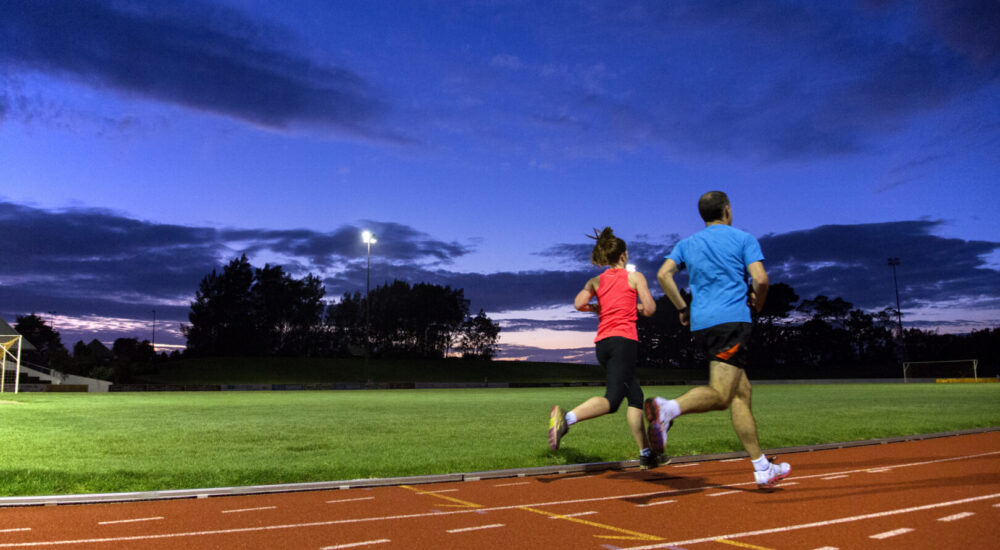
[1, 383, 998, 497]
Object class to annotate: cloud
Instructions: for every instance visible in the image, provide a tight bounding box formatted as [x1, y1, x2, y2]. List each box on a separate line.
[0, 201, 471, 331]
[0, 0, 400, 139]
[759, 220, 1000, 311]
[2, 201, 997, 351]
[552, 0, 1000, 161]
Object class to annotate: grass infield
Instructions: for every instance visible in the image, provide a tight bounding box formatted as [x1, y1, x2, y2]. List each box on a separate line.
[1, 383, 998, 497]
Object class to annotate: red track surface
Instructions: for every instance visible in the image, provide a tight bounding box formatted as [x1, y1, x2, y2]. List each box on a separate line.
[2, 431, 998, 549]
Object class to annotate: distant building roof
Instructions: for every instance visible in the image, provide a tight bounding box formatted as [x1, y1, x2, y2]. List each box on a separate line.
[0, 317, 37, 351]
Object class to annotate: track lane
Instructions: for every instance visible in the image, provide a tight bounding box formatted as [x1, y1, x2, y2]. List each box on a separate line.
[0, 431, 997, 549]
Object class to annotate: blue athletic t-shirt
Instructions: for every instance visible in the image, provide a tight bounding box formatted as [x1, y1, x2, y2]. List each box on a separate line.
[667, 224, 764, 331]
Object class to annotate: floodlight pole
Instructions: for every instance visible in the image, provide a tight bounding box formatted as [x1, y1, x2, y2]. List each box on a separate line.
[362, 231, 377, 386]
[887, 258, 903, 338]
[152, 309, 156, 354]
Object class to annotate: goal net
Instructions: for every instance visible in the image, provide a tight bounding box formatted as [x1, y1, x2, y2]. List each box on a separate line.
[902, 359, 979, 383]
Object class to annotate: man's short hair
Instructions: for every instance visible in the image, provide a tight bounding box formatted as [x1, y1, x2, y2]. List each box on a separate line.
[698, 191, 729, 222]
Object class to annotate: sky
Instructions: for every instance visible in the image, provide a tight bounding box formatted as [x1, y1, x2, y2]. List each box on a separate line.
[1, 0, 998, 362]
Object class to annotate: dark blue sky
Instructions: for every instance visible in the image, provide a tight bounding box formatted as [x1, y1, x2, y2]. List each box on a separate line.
[1, 1, 998, 361]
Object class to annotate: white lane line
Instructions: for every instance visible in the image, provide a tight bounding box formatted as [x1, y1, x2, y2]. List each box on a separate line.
[707, 491, 739, 497]
[320, 540, 390, 549]
[221, 506, 276, 514]
[494, 481, 531, 487]
[937, 512, 975, 522]
[994, 503, 1000, 508]
[617, 492, 1000, 550]
[98, 517, 163, 525]
[0, 529, 30, 534]
[672, 463, 700, 468]
[549, 511, 597, 519]
[721, 458, 743, 463]
[327, 497, 375, 504]
[446, 524, 504, 533]
[866, 468, 892, 473]
[812, 547, 839, 550]
[424, 489, 459, 494]
[870, 528, 914, 539]
[822, 475, 849, 480]
[636, 500, 676, 508]
[557, 475, 595, 481]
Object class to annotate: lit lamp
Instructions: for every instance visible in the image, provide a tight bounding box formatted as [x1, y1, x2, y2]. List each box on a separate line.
[362, 230, 377, 385]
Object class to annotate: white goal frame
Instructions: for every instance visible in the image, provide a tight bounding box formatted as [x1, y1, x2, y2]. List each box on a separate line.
[1, 334, 24, 394]
[902, 359, 978, 383]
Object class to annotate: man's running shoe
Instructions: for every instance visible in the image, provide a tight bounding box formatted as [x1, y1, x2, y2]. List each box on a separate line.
[643, 397, 673, 455]
[548, 406, 568, 450]
[754, 459, 791, 489]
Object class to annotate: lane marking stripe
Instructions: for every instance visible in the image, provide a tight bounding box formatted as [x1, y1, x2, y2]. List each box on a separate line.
[821, 475, 848, 480]
[327, 497, 375, 504]
[619, 492, 1000, 550]
[97, 517, 163, 525]
[938, 512, 974, 522]
[400, 485, 481, 509]
[870, 528, 914, 539]
[519, 506, 662, 541]
[550, 511, 598, 518]
[446, 524, 504, 533]
[320, 540, 390, 549]
[707, 491, 739, 497]
[0, 529, 30, 534]
[636, 500, 676, 508]
[221, 506, 276, 514]
[494, 482, 531, 487]
[715, 539, 775, 550]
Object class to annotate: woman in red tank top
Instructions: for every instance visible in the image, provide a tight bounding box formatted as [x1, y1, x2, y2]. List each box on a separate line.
[548, 228, 660, 468]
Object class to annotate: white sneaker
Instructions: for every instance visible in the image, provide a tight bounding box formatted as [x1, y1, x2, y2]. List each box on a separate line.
[754, 460, 791, 488]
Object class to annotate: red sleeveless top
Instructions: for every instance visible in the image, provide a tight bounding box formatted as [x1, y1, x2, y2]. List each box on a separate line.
[595, 268, 638, 342]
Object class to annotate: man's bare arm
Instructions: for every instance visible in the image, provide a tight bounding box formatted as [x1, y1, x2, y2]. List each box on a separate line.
[747, 261, 769, 313]
[657, 259, 689, 326]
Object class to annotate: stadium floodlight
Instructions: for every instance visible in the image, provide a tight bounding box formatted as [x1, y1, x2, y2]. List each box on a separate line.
[887, 258, 903, 338]
[362, 230, 377, 385]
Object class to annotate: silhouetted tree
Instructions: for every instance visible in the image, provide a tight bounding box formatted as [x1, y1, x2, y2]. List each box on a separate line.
[13, 314, 72, 372]
[183, 256, 326, 356]
[458, 309, 501, 360]
[183, 255, 255, 355]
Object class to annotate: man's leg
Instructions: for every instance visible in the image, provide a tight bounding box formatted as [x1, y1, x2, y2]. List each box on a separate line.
[675, 360, 741, 414]
[728, 366, 762, 460]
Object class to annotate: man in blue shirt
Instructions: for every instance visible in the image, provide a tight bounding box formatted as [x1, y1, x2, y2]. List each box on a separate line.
[645, 191, 791, 489]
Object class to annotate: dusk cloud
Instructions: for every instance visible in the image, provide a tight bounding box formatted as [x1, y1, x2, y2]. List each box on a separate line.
[1, 201, 997, 350]
[0, 0, 396, 139]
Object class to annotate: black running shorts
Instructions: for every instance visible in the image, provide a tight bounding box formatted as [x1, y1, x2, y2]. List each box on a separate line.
[693, 322, 752, 370]
[595, 336, 643, 412]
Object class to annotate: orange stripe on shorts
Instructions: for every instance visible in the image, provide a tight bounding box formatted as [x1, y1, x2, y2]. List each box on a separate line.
[716, 343, 740, 361]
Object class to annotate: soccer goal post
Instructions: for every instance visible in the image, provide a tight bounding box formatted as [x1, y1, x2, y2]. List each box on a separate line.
[1, 334, 24, 394]
[902, 359, 978, 383]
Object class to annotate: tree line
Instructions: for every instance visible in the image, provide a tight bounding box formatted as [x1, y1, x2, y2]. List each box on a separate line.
[637, 282, 1000, 378]
[183, 255, 500, 360]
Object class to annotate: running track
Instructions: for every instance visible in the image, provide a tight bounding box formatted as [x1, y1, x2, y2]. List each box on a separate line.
[1, 430, 998, 549]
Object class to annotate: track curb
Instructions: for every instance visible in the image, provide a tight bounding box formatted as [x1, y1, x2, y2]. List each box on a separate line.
[2, 426, 997, 507]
